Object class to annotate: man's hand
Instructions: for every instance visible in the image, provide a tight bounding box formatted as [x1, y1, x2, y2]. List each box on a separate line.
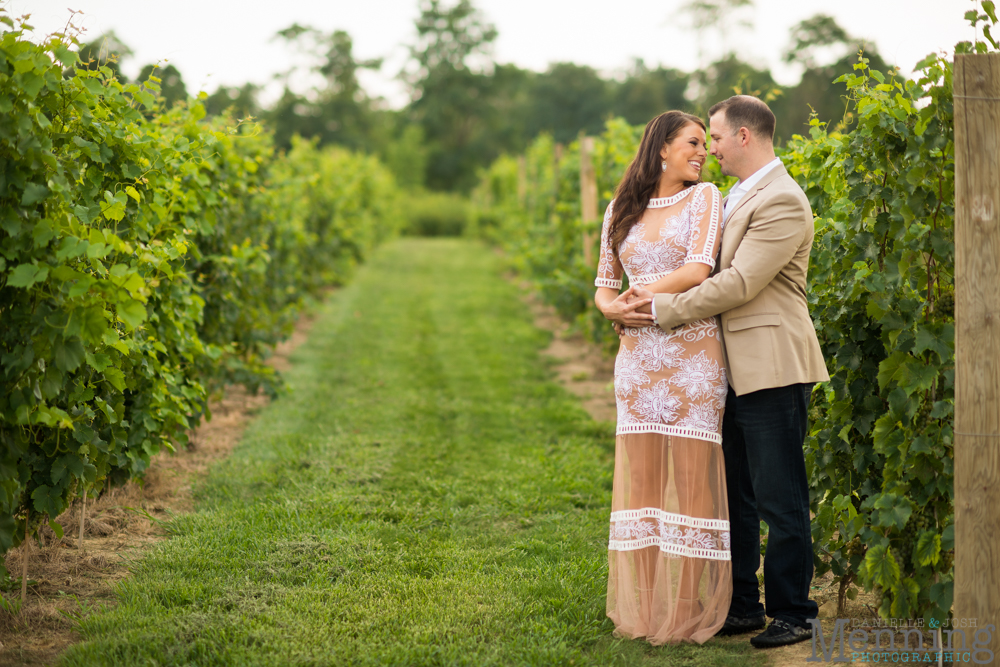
[600, 285, 656, 331]
[628, 286, 655, 316]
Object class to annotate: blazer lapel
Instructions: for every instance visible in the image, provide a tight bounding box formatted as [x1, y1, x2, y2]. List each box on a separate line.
[718, 164, 789, 267]
[725, 164, 788, 223]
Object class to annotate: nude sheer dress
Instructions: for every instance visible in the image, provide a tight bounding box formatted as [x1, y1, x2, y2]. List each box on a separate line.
[595, 183, 732, 644]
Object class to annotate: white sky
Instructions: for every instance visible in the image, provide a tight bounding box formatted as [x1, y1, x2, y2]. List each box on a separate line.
[7, 0, 974, 108]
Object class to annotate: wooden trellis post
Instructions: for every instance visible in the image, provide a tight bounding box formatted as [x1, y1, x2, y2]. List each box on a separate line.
[517, 155, 527, 206]
[21, 507, 29, 605]
[579, 136, 598, 268]
[553, 143, 563, 202]
[954, 52, 1000, 664]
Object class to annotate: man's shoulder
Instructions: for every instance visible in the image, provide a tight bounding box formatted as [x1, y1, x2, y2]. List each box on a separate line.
[759, 168, 802, 194]
[756, 171, 811, 210]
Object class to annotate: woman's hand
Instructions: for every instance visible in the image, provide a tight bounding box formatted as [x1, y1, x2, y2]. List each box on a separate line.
[596, 285, 656, 331]
[627, 286, 655, 313]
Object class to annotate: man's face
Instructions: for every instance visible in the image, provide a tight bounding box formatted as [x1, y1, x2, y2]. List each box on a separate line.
[709, 111, 740, 178]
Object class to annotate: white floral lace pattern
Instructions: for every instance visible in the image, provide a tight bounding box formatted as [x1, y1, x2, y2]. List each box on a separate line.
[669, 351, 724, 401]
[609, 508, 731, 560]
[614, 347, 650, 398]
[595, 201, 622, 290]
[634, 380, 683, 423]
[632, 328, 685, 372]
[595, 183, 727, 445]
[623, 240, 686, 280]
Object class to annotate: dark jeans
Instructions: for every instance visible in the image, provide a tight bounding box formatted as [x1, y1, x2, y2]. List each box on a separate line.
[722, 382, 818, 628]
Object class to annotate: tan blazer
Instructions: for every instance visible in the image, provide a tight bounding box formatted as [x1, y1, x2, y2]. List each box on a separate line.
[653, 164, 830, 396]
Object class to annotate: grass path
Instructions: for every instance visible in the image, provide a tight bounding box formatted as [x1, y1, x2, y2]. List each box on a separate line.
[59, 239, 764, 667]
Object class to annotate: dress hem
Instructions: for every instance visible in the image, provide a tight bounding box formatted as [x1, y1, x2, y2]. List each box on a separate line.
[615, 422, 721, 444]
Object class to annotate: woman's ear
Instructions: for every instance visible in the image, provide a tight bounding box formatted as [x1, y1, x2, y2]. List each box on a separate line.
[659, 143, 670, 160]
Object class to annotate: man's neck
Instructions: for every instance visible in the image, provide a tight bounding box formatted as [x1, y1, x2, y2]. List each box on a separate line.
[736, 152, 777, 183]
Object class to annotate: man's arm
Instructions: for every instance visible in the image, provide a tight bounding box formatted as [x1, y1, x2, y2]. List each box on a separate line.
[650, 191, 808, 330]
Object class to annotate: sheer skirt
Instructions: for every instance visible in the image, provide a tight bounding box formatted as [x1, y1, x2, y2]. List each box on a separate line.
[606, 432, 732, 644]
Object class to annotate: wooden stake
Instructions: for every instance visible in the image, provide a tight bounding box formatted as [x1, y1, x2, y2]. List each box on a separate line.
[78, 486, 87, 554]
[954, 52, 1000, 665]
[579, 135, 598, 267]
[20, 507, 28, 605]
[517, 155, 527, 206]
[553, 143, 563, 202]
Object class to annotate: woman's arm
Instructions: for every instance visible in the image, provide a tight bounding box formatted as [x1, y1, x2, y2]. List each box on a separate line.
[593, 200, 655, 330]
[635, 262, 711, 295]
[631, 184, 721, 297]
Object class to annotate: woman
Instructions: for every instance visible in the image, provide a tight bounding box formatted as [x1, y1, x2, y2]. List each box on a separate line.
[594, 111, 731, 644]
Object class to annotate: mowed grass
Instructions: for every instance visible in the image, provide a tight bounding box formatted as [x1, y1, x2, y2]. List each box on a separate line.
[59, 239, 764, 667]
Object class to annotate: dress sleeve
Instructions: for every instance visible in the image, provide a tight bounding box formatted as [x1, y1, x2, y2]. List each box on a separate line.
[595, 201, 623, 290]
[684, 183, 723, 270]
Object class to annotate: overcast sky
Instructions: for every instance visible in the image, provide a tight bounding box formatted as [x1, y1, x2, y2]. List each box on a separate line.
[8, 0, 973, 107]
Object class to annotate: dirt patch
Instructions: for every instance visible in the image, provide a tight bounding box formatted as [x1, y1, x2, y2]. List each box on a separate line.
[521, 285, 616, 424]
[0, 309, 319, 666]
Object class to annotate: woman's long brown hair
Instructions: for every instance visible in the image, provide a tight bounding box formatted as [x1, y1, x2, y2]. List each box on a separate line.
[607, 111, 706, 260]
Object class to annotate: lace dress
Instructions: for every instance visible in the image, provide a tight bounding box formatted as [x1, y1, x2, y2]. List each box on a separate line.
[595, 182, 732, 644]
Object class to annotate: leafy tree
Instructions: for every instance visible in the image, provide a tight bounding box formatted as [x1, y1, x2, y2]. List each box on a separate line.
[693, 53, 780, 114]
[137, 63, 187, 108]
[783, 13, 851, 69]
[775, 15, 892, 140]
[681, 0, 753, 31]
[274, 24, 381, 112]
[382, 124, 429, 189]
[680, 0, 755, 66]
[72, 30, 132, 81]
[775, 48, 891, 140]
[204, 83, 261, 120]
[403, 0, 497, 86]
[268, 24, 384, 152]
[612, 59, 692, 124]
[403, 0, 504, 190]
[524, 63, 611, 143]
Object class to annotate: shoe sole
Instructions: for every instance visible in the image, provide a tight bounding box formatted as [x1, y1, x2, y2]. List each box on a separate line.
[715, 620, 767, 637]
[750, 631, 812, 648]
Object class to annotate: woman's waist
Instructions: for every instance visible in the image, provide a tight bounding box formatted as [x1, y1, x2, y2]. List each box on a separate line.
[625, 269, 679, 285]
[621, 316, 719, 334]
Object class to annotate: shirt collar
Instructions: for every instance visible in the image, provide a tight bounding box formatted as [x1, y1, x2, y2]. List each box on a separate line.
[729, 157, 782, 197]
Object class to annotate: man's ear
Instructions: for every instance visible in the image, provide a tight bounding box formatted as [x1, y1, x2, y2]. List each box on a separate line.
[739, 127, 751, 147]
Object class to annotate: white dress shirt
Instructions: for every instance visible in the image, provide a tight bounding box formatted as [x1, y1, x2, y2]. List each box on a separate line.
[723, 157, 783, 221]
[650, 157, 782, 321]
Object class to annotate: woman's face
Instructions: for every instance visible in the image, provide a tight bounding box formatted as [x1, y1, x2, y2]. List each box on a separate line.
[660, 122, 707, 182]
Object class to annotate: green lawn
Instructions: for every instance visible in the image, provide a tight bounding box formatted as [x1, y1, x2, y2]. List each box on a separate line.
[60, 239, 764, 667]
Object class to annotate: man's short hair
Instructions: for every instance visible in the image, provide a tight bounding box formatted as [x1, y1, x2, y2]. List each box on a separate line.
[709, 95, 776, 141]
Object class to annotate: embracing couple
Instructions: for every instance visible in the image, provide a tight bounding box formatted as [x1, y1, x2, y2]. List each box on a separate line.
[593, 95, 830, 648]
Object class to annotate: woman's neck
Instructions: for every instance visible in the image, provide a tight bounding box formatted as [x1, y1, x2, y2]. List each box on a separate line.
[653, 176, 689, 199]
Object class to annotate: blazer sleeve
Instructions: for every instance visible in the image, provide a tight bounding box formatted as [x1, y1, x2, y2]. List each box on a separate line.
[653, 187, 808, 329]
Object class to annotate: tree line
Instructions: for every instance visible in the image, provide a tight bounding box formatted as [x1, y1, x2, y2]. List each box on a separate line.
[74, 0, 891, 193]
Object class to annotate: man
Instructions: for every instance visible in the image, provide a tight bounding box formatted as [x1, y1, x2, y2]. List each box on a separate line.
[632, 95, 830, 648]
